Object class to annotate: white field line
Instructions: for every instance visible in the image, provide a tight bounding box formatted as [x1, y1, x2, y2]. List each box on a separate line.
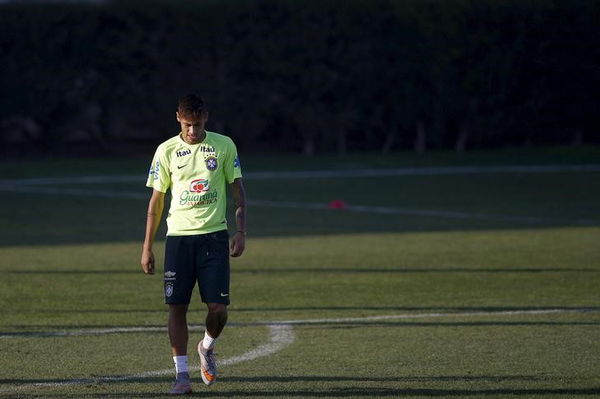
[264, 308, 597, 325]
[1, 163, 600, 186]
[0, 308, 595, 393]
[0, 324, 295, 394]
[1, 164, 599, 225]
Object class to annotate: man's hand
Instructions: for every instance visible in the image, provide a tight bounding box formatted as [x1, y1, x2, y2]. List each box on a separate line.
[230, 232, 245, 257]
[141, 248, 155, 274]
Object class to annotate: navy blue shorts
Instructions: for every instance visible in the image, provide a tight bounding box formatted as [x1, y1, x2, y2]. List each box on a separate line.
[163, 230, 230, 305]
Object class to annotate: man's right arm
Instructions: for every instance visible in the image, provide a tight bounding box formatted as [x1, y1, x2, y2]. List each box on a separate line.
[141, 189, 165, 275]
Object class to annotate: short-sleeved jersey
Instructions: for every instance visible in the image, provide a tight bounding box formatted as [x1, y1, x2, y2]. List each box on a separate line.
[146, 131, 242, 236]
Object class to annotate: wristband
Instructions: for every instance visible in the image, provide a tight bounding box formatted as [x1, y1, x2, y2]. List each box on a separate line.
[236, 230, 247, 236]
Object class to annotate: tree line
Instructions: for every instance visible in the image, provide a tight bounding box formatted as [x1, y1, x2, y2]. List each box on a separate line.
[1, 0, 598, 156]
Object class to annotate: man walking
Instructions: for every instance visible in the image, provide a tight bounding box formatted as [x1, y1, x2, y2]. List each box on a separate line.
[141, 94, 246, 394]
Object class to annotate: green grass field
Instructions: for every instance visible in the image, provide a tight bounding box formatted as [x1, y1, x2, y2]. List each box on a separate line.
[1, 148, 599, 398]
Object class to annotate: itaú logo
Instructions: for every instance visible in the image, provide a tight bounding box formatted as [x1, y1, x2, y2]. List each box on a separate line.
[189, 179, 210, 193]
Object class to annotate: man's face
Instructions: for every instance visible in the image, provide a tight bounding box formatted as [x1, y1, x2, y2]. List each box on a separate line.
[177, 111, 208, 145]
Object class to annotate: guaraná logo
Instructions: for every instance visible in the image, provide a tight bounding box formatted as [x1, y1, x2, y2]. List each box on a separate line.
[189, 178, 210, 193]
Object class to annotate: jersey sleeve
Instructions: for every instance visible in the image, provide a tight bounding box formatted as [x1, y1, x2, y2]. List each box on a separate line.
[146, 145, 171, 193]
[224, 138, 243, 184]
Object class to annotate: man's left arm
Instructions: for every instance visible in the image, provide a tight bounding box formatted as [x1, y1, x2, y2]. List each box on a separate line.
[229, 178, 246, 257]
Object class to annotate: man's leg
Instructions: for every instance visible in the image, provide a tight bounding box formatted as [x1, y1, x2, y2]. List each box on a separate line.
[164, 235, 196, 394]
[205, 302, 228, 339]
[168, 304, 192, 395]
[197, 230, 231, 386]
[169, 304, 189, 355]
[198, 303, 227, 386]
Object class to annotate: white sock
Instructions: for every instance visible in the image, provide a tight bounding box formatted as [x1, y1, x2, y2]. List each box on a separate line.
[173, 355, 188, 375]
[202, 331, 216, 350]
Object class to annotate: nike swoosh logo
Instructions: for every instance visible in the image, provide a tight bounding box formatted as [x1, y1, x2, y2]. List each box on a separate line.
[220, 293, 229, 297]
[177, 165, 187, 169]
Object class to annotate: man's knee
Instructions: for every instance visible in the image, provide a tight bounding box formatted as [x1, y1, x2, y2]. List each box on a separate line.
[169, 304, 189, 317]
[207, 302, 227, 315]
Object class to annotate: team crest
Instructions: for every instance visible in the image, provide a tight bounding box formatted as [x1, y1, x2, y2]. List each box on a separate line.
[205, 156, 218, 171]
[165, 282, 174, 297]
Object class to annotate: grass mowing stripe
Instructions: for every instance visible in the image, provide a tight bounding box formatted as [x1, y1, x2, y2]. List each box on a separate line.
[1, 308, 595, 338]
[1, 185, 597, 225]
[249, 200, 600, 225]
[242, 164, 600, 179]
[0, 185, 147, 199]
[0, 325, 294, 394]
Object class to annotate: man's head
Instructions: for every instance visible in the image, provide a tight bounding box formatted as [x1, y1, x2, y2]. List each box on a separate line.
[177, 94, 208, 145]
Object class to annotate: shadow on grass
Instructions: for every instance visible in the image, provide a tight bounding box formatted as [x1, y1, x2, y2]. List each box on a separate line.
[3, 307, 599, 338]
[234, 267, 600, 274]
[7, 305, 599, 317]
[4, 305, 600, 317]
[230, 305, 600, 316]
[0, 375, 551, 385]
[2, 375, 599, 398]
[5, 267, 599, 275]
[4, 270, 140, 274]
[205, 387, 600, 397]
[3, 149, 600, 247]
[312, 321, 600, 329]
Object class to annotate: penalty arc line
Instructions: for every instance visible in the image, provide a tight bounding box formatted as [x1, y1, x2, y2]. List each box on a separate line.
[0, 324, 295, 394]
[0, 308, 597, 393]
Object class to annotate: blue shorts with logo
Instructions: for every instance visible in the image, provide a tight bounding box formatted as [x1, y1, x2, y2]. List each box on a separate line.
[163, 230, 230, 305]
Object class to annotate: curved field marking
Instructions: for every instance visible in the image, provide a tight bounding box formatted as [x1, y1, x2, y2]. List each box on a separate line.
[0, 308, 597, 394]
[0, 324, 294, 394]
[265, 308, 598, 325]
[105, 324, 295, 380]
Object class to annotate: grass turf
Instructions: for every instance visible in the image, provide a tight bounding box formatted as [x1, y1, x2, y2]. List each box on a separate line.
[0, 149, 599, 398]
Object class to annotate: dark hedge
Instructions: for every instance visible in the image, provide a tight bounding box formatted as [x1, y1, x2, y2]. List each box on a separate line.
[1, 0, 599, 155]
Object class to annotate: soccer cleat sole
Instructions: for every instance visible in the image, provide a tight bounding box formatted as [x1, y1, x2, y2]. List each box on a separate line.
[201, 368, 216, 386]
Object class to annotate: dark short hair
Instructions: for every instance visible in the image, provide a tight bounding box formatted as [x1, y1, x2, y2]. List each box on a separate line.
[178, 94, 207, 118]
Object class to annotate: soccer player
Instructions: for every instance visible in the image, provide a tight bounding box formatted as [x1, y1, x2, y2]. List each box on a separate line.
[140, 94, 246, 395]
